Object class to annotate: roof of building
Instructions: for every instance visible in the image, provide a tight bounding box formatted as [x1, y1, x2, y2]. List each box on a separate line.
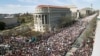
[81, 7, 93, 10]
[36, 5, 69, 9]
[4, 15, 14, 18]
[0, 14, 14, 20]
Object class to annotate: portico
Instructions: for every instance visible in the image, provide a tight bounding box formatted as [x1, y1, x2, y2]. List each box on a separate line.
[34, 14, 49, 32]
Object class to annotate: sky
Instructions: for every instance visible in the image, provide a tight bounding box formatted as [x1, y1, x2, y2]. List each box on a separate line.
[0, 0, 99, 14]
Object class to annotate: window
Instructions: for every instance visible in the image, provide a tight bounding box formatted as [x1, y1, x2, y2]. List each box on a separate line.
[42, 15, 44, 24]
[45, 15, 48, 24]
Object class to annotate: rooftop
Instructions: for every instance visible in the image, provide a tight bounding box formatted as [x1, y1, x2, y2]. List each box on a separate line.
[36, 5, 69, 9]
[81, 7, 93, 10]
[64, 5, 77, 8]
[0, 14, 14, 20]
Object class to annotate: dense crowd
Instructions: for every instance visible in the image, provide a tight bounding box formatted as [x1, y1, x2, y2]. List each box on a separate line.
[71, 37, 94, 56]
[30, 21, 87, 56]
[0, 19, 88, 56]
[1, 14, 97, 56]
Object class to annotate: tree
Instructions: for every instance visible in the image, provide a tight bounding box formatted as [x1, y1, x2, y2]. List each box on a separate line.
[16, 13, 33, 24]
[0, 22, 6, 30]
[21, 18, 25, 23]
[59, 16, 72, 28]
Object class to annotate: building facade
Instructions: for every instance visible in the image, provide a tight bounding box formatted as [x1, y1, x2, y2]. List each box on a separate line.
[33, 5, 73, 32]
[65, 5, 78, 20]
[79, 8, 94, 18]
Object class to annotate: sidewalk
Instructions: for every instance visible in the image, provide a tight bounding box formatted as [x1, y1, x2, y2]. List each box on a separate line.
[91, 17, 100, 56]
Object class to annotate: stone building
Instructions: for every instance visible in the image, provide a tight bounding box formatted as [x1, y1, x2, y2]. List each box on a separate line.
[33, 5, 73, 32]
[79, 7, 94, 18]
[65, 5, 78, 20]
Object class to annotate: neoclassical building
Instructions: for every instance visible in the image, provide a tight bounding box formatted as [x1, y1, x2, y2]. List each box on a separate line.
[33, 5, 77, 32]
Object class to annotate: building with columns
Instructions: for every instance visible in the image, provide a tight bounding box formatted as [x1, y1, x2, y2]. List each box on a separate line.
[33, 5, 73, 32]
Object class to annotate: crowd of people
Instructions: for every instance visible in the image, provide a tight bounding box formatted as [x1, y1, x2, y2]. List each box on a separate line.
[71, 37, 94, 56]
[0, 19, 88, 56]
[0, 14, 96, 56]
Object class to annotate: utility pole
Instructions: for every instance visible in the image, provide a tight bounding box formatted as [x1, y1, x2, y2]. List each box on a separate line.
[91, 3, 93, 8]
[91, 3, 93, 14]
[91, 3, 93, 11]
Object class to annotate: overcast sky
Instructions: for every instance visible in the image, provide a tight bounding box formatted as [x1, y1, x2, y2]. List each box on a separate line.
[0, 0, 99, 14]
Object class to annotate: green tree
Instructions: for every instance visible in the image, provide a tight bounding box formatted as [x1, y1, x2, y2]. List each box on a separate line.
[0, 22, 5, 30]
[16, 13, 33, 24]
[21, 18, 25, 23]
[59, 16, 72, 28]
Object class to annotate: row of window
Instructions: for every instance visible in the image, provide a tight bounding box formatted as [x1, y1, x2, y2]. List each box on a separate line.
[35, 8, 70, 13]
[35, 25, 46, 32]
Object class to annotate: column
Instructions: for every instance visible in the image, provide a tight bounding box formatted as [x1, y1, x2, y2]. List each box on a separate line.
[39, 15, 41, 24]
[48, 13, 51, 31]
[44, 15, 46, 25]
[34, 15, 36, 24]
[38, 15, 40, 31]
[40, 15, 42, 31]
[35, 15, 37, 24]
[40, 14, 42, 25]
[41, 15, 44, 24]
[37, 15, 39, 25]
[34, 14, 37, 31]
